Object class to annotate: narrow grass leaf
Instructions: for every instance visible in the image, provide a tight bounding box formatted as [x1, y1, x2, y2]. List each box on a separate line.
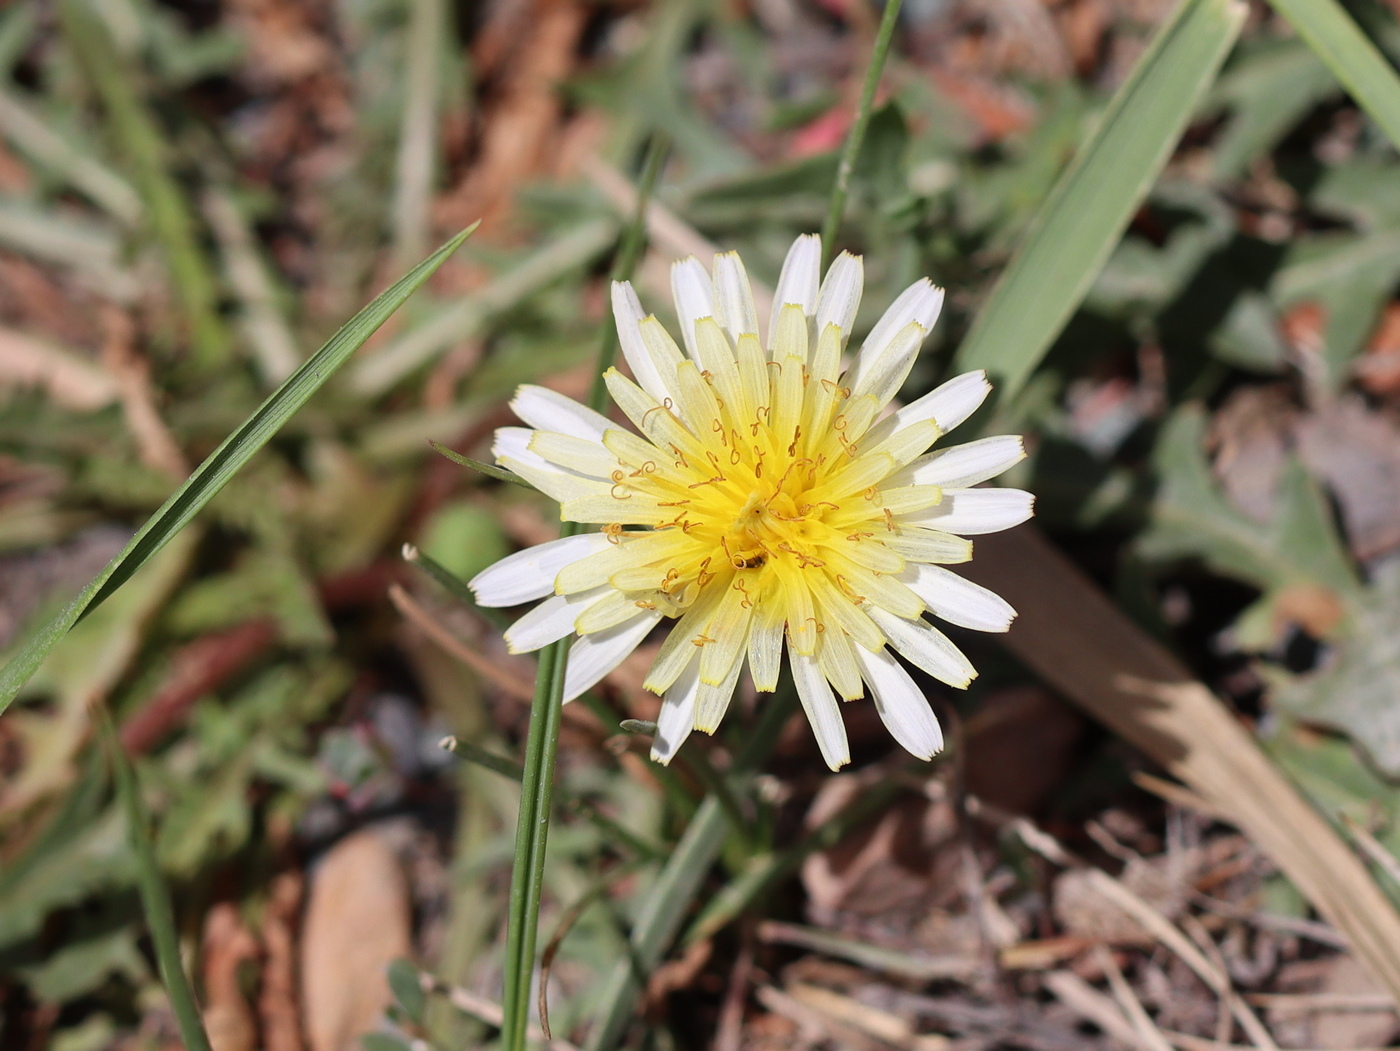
[428, 441, 536, 488]
[952, 0, 1246, 397]
[59, 0, 228, 367]
[1267, 0, 1400, 152]
[0, 226, 476, 716]
[101, 711, 213, 1051]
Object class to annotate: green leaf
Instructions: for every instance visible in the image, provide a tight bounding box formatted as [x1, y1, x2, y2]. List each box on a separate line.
[1140, 405, 1358, 598]
[953, 0, 1245, 397]
[1266, 0, 1400, 153]
[1271, 230, 1400, 388]
[0, 226, 476, 717]
[386, 958, 427, 1025]
[1276, 561, 1400, 777]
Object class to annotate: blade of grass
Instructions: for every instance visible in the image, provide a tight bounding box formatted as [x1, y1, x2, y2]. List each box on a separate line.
[681, 775, 905, 947]
[428, 441, 536, 488]
[99, 709, 213, 1051]
[391, 0, 446, 270]
[952, 0, 1245, 398]
[818, 0, 902, 267]
[583, 689, 796, 1051]
[59, 0, 229, 369]
[0, 86, 143, 226]
[203, 186, 301, 385]
[1266, 0, 1400, 152]
[499, 135, 669, 1051]
[352, 218, 619, 396]
[0, 226, 476, 716]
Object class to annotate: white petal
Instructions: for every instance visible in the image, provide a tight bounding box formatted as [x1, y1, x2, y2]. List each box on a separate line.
[494, 428, 610, 502]
[650, 657, 700, 764]
[847, 320, 924, 409]
[562, 608, 660, 702]
[867, 607, 977, 689]
[694, 642, 745, 734]
[903, 435, 1025, 490]
[671, 257, 715, 360]
[712, 252, 759, 343]
[792, 649, 849, 771]
[845, 277, 946, 397]
[511, 385, 611, 442]
[848, 279, 943, 389]
[855, 646, 944, 759]
[863, 370, 991, 449]
[900, 487, 1034, 535]
[815, 252, 863, 340]
[768, 234, 821, 348]
[612, 281, 675, 407]
[469, 533, 614, 607]
[900, 563, 1017, 632]
[504, 586, 609, 653]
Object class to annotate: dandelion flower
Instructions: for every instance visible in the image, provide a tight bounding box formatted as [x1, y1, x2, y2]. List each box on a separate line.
[469, 234, 1032, 770]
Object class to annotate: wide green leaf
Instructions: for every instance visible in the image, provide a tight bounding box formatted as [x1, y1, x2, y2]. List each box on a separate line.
[0, 225, 476, 715]
[1267, 0, 1400, 153]
[953, 0, 1245, 396]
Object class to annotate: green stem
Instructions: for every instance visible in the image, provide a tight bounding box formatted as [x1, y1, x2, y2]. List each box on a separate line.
[99, 711, 213, 1051]
[497, 134, 669, 1051]
[818, 0, 904, 268]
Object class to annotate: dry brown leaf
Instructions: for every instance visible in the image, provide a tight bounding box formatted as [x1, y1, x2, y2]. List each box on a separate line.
[300, 827, 413, 1051]
[962, 524, 1400, 1001]
[258, 871, 306, 1051]
[1310, 957, 1399, 1050]
[438, 0, 586, 231]
[0, 326, 116, 411]
[202, 904, 261, 1051]
[800, 771, 959, 924]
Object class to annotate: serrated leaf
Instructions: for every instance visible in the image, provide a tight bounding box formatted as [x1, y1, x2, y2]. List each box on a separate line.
[1276, 561, 1400, 777]
[1140, 405, 1358, 599]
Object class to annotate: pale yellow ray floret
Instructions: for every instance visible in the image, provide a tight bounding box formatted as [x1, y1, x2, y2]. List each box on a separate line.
[470, 234, 1033, 770]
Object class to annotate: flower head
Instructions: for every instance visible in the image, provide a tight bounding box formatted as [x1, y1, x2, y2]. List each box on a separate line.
[469, 235, 1032, 770]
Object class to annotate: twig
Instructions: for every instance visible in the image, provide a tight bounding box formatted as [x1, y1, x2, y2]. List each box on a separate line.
[1244, 992, 1396, 1012]
[418, 972, 580, 1051]
[1083, 870, 1279, 1050]
[1043, 969, 1142, 1049]
[713, 926, 755, 1051]
[1342, 814, 1400, 889]
[387, 584, 536, 702]
[1094, 945, 1175, 1051]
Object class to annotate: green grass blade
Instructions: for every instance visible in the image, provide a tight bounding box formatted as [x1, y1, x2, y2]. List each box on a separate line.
[100, 711, 213, 1051]
[427, 441, 535, 488]
[0, 226, 476, 716]
[1267, 0, 1400, 152]
[583, 690, 796, 1051]
[952, 0, 1245, 397]
[59, 0, 228, 369]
